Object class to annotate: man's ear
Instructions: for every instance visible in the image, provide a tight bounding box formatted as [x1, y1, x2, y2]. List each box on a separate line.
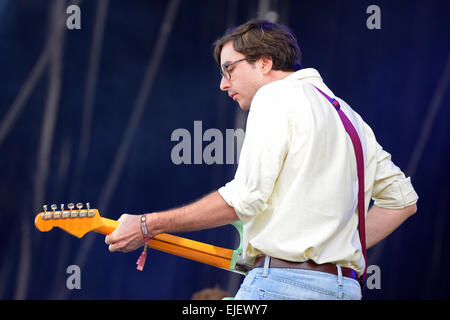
[259, 56, 273, 74]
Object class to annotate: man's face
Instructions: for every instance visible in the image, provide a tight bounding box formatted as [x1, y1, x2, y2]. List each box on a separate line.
[219, 42, 266, 110]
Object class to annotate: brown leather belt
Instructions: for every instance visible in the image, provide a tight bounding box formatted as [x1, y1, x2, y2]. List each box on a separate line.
[254, 256, 359, 281]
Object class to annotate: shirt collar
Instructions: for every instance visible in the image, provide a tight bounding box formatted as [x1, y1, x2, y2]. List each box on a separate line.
[284, 68, 323, 81]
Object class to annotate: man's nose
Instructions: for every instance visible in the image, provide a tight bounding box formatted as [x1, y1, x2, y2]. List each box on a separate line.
[220, 76, 230, 91]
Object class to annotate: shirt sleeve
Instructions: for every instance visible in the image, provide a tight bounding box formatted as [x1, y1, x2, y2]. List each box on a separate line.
[218, 82, 292, 224]
[371, 142, 419, 209]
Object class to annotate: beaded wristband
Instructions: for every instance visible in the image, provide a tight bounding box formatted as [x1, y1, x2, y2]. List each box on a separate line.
[136, 214, 152, 271]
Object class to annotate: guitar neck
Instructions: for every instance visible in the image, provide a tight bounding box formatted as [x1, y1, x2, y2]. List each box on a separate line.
[34, 207, 246, 275]
[97, 218, 235, 270]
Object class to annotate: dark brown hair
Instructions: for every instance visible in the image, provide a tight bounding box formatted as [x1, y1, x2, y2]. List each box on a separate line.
[213, 19, 302, 72]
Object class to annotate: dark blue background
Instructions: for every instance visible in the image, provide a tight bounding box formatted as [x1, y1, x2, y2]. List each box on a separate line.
[0, 0, 448, 299]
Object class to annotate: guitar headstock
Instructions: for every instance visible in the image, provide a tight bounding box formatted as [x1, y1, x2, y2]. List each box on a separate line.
[34, 202, 103, 238]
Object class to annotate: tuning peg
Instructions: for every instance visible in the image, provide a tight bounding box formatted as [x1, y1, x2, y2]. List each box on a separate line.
[41, 205, 48, 219]
[85, 202, 95, 217]
[61, 204, 69, 219]
[44, 204, 57, 220]
[76, 203, 83, 210]
[67, 203, 78, 218]
[53, 204, 62, 219]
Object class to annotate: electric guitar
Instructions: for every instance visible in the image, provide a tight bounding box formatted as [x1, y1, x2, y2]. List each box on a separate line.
[34, 203, 249, 274]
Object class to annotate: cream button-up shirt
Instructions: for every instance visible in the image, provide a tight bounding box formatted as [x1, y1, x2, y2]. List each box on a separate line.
[218, 68, 418, 276]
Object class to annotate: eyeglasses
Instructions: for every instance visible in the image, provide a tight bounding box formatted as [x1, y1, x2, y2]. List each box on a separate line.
[220, 58, 248, 80]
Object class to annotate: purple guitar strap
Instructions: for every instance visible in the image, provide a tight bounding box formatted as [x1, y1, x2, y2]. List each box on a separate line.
[312, 85, 367, 282]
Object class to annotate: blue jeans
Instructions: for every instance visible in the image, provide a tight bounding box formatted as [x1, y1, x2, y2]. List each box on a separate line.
[234, 257, 362, 300]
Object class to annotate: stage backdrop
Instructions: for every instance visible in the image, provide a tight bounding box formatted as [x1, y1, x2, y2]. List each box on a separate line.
[0, 0, 448, 299]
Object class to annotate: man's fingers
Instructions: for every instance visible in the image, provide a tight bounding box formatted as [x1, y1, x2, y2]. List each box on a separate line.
[108, 242, 119, 252]
[105, 234, 113, 245]
[105, 229, 120, 246]
[107, 235, 124, 252]
[108, 241, 131, 253]
[105, 213, 138, 253]
[105, 215, 125, 245]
